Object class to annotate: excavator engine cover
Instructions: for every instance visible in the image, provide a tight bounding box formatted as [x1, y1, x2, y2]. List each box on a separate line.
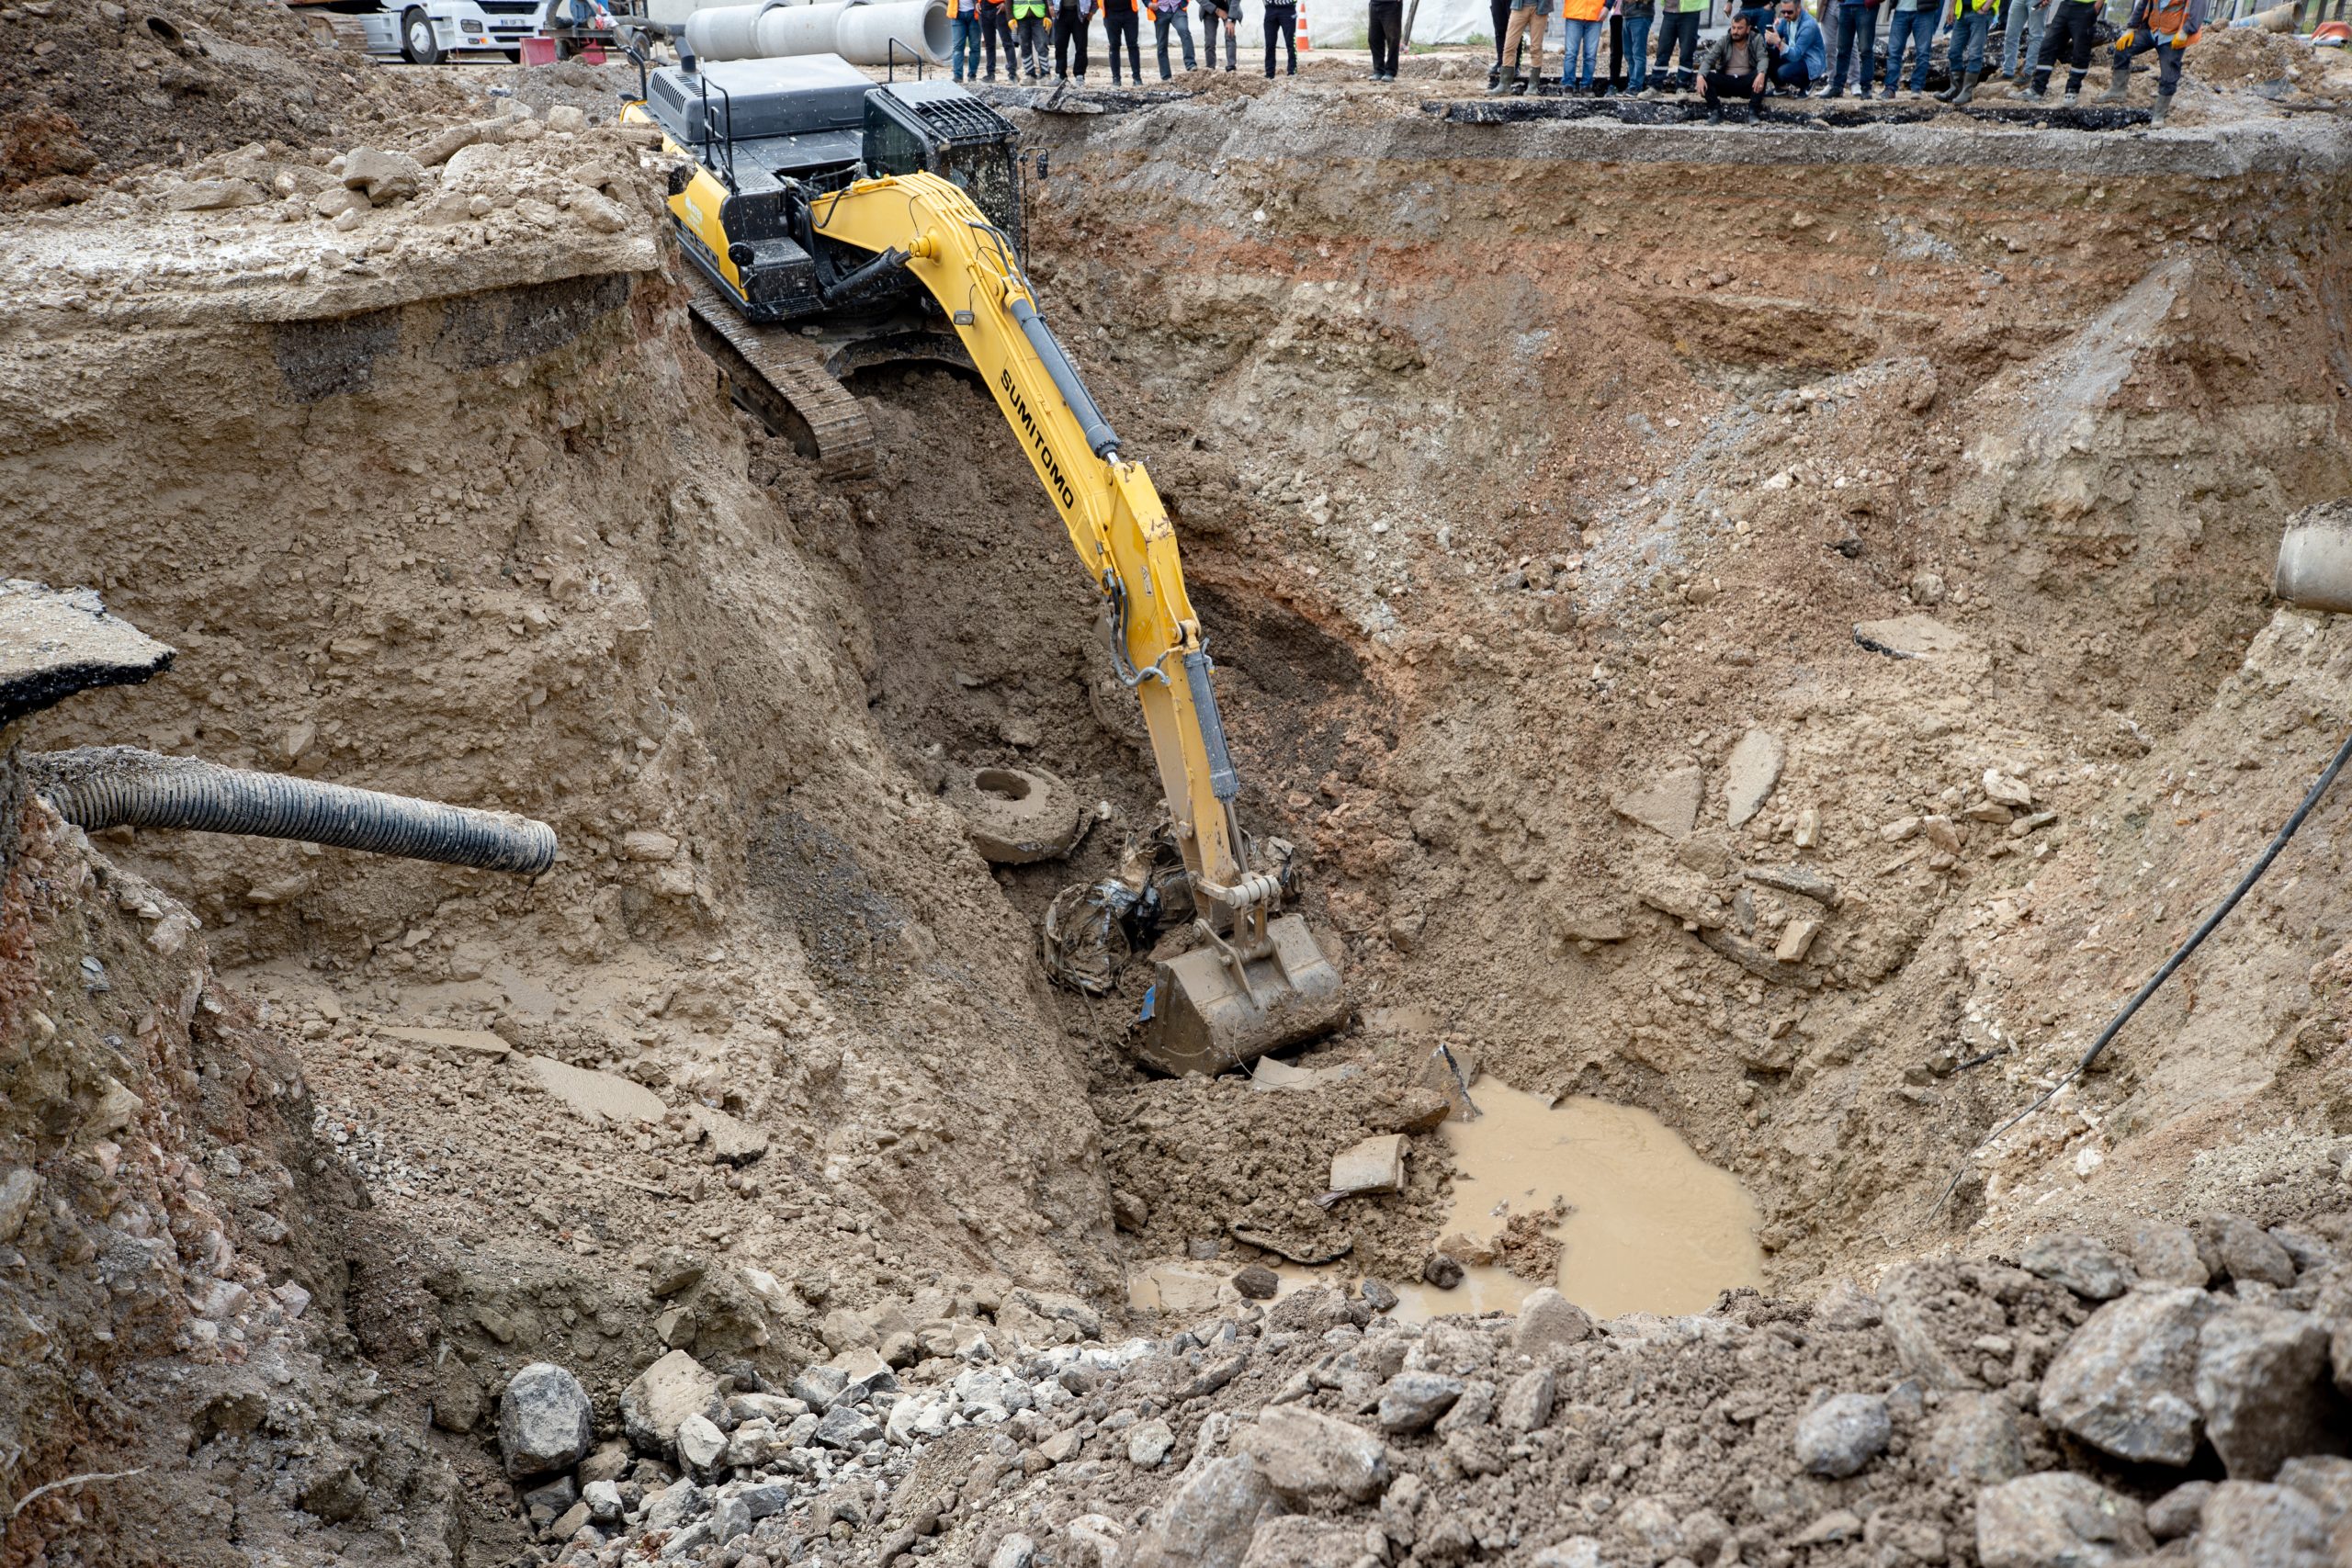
[1140, 913, 1347, 1077]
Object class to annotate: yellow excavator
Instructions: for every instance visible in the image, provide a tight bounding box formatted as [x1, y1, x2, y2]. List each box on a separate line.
[623, 52, 1345, 1075]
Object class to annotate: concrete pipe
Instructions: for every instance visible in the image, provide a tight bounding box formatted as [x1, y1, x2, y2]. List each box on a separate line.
[683, 0, 949, 65]
[2276, 502, 2352, 615]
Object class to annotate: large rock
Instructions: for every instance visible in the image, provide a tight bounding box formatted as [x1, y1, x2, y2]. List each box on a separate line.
[2276, 1454, 2352, 1518]
[2039, 1286, 2218, 1466]
[1125, 1455, 1290, 1568]
[1975, 1473, 2153, 1568]
[1512, 1288, 1595, 1361]
[2194, 1482, 2329, 1568]
[1376, 1371, 1464, 1434]
[622, 1349, 720, 1456]
[2133, 1224, 2211, 1288]
[1498, 1366, 1556, 1434]
[1925, 1393, 2026, 1484]
[677, 1414, 728, 1479]
[1792, 1393, 1890, 1479]
[2209, 1213, 2298, 1288]
[1238, 1517, 1364, 1568]
[2144, 1481, 2211, 1541]
[497, 1362, 593, 1479]
[2194, 1306, 2348, 1481]
[1236, 1406, 1389, 1502]
[340, 146, 424, 204]
[2019, 1235, 2137, 1301]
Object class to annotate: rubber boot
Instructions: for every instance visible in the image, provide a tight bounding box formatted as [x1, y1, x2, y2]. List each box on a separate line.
[1936, 70, 1963, 101]
[2099, 61, 2130, 100]
[2151, 86, 2171, 123]
[1487, 64, 1512, 92]
[1952, 68, 1979, 104]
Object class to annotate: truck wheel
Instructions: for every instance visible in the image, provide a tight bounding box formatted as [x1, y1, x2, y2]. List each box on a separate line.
[401, 8, 442, 63]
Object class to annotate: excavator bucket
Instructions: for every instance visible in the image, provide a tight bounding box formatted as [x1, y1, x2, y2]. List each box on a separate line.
[1136, 913, 1349, 1077]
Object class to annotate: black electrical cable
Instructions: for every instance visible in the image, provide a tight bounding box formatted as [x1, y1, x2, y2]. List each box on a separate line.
[1935, 719, 2352, 1215]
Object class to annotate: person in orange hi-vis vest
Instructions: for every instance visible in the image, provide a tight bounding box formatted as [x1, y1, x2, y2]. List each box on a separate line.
[2099, 0, 2204, 123]
[1557, 0, 1607, 90]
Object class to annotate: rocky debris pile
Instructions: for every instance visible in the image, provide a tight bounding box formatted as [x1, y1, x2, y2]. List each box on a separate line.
[115, 100, 662, 250]
[506, 1208, 2352, 1568]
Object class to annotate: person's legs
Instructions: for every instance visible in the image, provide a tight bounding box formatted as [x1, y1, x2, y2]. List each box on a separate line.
[1499, 4, 1532, 80]
[1673, 8, 1699, 87]
[1880, 7, 1905, 92]
[1374, 0, 1402, 73]
[1493, 0, 1512, 68]
[2062, 0, 2090, 94]
[1702, 65, 1726, 109]
[1524, 10, 1547, 80]
[2000, 0, 2026, 73]
[983, 10, 999, 74]
[956, 14, 979, 77]
[1774, 57, 1808, 92]
[1262, 6, 1280, 73]
[1283, 5, 1296, 69]
[1907, 8, 1933, 87]
[1223, 12, 1237, 67]
[1963, 9, 1987, 71]
[1829, 4, 1854, 90]
[1625, 10, 1649, 87]
[1555, 17, 1582, 85]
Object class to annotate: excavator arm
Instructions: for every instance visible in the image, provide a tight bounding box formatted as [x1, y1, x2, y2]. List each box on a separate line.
[805, 170, 1344, 1073]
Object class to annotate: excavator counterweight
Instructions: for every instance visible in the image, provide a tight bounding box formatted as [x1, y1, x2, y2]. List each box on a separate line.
[626, 62, 1347, 1072]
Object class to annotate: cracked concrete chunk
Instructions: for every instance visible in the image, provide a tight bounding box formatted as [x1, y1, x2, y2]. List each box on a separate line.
[688, 1103, 769, 1165]
[1853, 614, 1977, 660]
[1612, 765, 1702, 839]
[525, 1055, 665, 1128]
[1723, 728, 1784, 828]
[0, 580, 174, 726]
[1329, 1134, 1407, 1196]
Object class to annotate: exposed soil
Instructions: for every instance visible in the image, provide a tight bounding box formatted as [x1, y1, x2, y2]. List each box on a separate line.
[6, 9, 2352, 1565]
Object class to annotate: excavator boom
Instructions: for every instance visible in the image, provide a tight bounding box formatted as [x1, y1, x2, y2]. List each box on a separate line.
[805, 171, 1344, 1073]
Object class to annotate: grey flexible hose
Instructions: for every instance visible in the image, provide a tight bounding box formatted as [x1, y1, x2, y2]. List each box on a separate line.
[25, 746, 556, 875]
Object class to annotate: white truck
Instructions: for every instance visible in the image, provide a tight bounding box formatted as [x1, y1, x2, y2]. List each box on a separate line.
[344, 0, 549, 62]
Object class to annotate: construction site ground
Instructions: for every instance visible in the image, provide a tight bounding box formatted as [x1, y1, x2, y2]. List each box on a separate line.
[7, 3, 2352, 1565]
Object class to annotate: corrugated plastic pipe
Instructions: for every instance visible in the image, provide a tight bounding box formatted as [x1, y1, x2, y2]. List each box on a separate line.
[26, 747, 556, 874]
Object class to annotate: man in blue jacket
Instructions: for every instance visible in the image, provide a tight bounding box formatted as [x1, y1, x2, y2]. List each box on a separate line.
[1770, 0, 1824, 90]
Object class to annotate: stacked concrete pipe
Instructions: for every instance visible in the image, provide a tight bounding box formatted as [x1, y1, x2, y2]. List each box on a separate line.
[681, 0, 949, 65]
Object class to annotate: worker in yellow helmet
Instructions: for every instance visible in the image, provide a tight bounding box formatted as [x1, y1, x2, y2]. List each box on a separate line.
[2101, 0, 2204, 124]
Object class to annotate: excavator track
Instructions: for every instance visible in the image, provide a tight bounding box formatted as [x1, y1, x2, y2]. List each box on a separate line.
[684, 273, 876, 481]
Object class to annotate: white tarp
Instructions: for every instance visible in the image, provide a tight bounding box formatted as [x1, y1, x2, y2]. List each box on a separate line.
[1308, 0, 1498, 47]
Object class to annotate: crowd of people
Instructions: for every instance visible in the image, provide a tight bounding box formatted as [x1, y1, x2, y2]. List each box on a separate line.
[1486, 0, 2201, 116]
[1484, 0, 2204, 119]
[941, 0, 1307, 82]
[937, 0, 2206, 121]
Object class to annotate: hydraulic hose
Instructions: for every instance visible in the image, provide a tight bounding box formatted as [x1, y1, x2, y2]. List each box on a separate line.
[25, 747, 556, 875]
[1933, 719, 2352, 1215]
